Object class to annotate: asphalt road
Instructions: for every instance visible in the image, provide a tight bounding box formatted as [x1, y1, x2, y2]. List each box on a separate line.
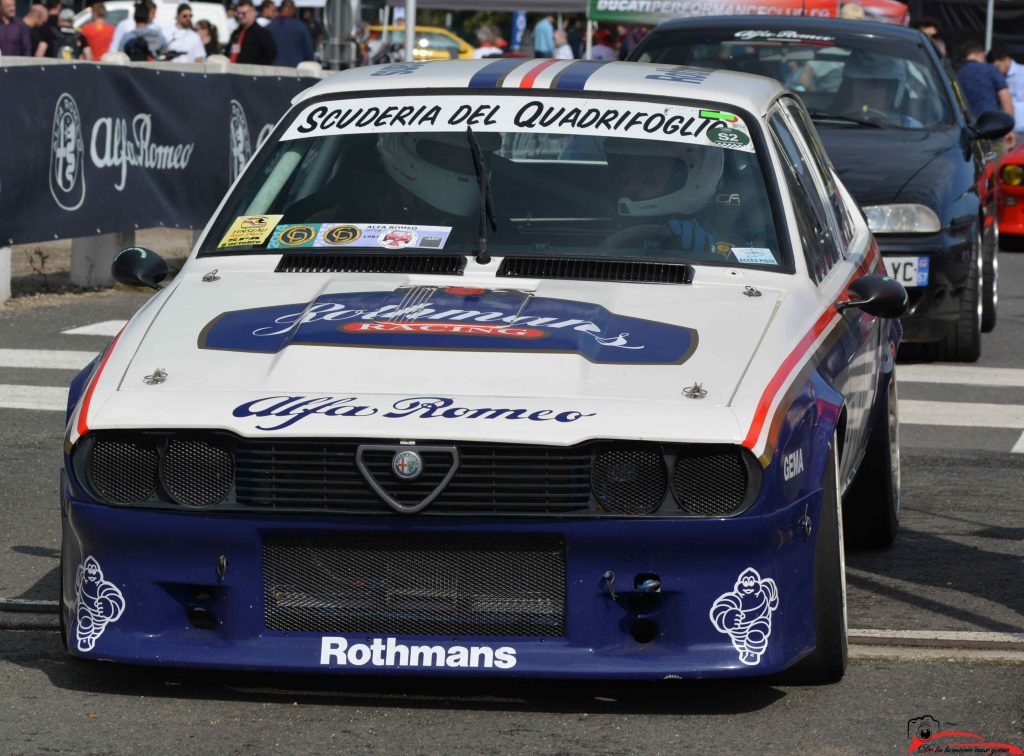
[0, 257, 1022, 754]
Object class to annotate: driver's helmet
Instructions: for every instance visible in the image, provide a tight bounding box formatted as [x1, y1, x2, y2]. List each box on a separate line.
[603, 137, 724, 217]
[840, 50, 909, 108]
[377, 131, 501, 216]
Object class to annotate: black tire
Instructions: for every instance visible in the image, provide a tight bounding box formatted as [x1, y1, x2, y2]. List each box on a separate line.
[931, 231, 982, 362]
[842, 373, 900, 549]
[776, 437, 848, 684]
[982, 222, 998, 333]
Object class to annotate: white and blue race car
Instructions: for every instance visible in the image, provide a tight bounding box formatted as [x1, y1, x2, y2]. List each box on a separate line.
[61, 59, 906, 683]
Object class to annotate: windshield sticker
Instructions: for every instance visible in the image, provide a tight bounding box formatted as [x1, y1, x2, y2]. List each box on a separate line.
[199, 288, 699, 365]
[731, 247, 778, 265]
[706, 128, 750, 149]
[218, 214, 283, 249]
[282, 95, 755, 153]
[733, 30, 835, 44]
[268, 223, 321, 249]
[318, 223, 452, 250]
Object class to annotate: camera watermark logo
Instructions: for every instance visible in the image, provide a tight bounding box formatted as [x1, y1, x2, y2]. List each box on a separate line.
[906, 715, 1022, 754]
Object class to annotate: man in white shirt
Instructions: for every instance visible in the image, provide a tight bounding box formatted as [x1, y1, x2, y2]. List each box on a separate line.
[990, 46, 1024, 139]
[164, 2, 205, 61]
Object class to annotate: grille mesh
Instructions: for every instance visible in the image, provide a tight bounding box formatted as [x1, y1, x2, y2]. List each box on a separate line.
[235, 440, 592, 513]
[263, 534, 565, 636]
[162, 439, 234, 507]
[672, 447, 749, 516]
[591, 448, 666, 514]
[498, 257, 693, 284]
[89, 438, 158, 504]
[276, 253, 465, 275]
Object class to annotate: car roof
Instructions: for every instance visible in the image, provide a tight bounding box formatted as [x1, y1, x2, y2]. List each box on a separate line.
[645, 15, 927, 44]
[294, 59, 785, 115]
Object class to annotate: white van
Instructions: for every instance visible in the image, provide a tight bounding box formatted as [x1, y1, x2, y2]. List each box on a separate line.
[74, 1, 231, 51]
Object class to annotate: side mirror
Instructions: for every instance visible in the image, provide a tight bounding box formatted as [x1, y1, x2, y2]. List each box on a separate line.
[972, 110, 1015, 141]
[836, 274, 908, 318]
[111, 247, 168, 290]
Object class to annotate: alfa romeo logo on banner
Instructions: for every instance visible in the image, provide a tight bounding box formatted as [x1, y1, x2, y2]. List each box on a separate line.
[50, 93, 86, 211]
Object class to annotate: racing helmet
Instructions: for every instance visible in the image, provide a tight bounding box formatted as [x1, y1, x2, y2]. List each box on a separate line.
[377, 131, 500, 216]
[840, 50, 909, 108]
[603, 137, 724, 217]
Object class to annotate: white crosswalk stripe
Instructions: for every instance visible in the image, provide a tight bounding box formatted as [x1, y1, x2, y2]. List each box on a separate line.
[0, 385, 67, 411]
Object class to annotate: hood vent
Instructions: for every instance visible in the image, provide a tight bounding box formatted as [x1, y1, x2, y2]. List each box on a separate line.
[276, 253, 466, 275]
[497, 256, 694, 284]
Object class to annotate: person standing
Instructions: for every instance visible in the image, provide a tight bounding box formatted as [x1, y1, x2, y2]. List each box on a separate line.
[229, 0, 276, 64]
[472, 26, 502, 58]
[195, 18, 219, 55]
[256, 0, 275, 27]
[989, 46, 1024, 141]
[0, 0, 32, 56]
[119, 0, 166, 58]
[80, 1, 114, 59]
[52, 7, 88, 58]
[588, 28, 615, 61]
[268, 0, 312, 66]
[531, 13, 553, 58]
[165, 3, 205, 61]
[957, 40, 1015, 151]
[552, 28, 572, 60]
[23, 4, 48, 56]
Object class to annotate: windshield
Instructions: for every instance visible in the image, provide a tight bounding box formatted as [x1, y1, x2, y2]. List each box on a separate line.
[636, 30, 952, 130]
[203, 94, 786, 269]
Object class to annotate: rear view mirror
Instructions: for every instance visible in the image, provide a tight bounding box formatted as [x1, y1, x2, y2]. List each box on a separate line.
[836, 274, 908, 318]
[972, 110, 1015, 141]
[112, 247, 168, 290]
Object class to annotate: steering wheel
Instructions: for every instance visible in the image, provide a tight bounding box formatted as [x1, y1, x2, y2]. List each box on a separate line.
[601, 224, 674, 250]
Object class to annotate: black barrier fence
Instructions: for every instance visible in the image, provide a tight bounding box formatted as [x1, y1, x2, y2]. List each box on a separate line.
[0, 63, 316, 246]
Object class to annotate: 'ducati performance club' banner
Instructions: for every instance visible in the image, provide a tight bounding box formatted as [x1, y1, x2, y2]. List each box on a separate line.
[0, 63, 315, 245]
[588, 0, 840, 24]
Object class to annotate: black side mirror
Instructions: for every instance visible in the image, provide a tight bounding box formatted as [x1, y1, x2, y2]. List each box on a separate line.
[972, 110, 1015, 141]
[836, 274, 908, 318]
[111, 247, 168, 290]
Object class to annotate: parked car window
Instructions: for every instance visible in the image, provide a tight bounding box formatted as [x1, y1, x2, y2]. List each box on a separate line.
[769, 107, 841, 283]
[781, 97, 856, 250]
[636, 32, 953, 130]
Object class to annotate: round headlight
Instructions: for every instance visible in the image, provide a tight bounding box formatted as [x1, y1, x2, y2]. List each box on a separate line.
[1001, 164, 1024, 187]
[592, 448, 666, 515]
[88, 438, 159, 504]
[162, 439, 234, 507]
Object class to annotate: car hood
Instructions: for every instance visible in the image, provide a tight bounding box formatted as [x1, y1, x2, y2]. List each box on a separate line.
[818, 125, 959, 207]
[83, 263, 793, 446]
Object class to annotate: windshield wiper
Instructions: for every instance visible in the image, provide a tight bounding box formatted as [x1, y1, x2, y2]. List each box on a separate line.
[466, 126, 498, 265]
[807, 110, 883, 128]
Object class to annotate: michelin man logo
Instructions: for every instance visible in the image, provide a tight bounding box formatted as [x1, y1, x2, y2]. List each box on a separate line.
[74, 556, 125, 652]
[49, 93, 86, 211]
[709, 567, 779, 666]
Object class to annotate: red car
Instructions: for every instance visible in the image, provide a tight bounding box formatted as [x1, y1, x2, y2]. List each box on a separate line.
[996, 143, 1024, 252]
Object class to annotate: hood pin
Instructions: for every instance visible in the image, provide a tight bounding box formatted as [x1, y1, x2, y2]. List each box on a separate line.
[202, 269, 220, 282]
[743, 285, 762, 297]
[683, 382, 707, 399]
[143, 368, 167, 385]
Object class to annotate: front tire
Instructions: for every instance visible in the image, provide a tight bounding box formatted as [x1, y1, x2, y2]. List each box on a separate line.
[777, 436, 848, 684]
[931, 231, 982, 362]
[843, 373, 900, 548]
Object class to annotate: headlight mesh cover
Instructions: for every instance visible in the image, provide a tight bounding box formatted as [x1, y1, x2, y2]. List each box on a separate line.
[591, 448, 666, 514]
[672, 448, 748, 516]
[162, 439, 234, 507]
[89, 438, 159, 504]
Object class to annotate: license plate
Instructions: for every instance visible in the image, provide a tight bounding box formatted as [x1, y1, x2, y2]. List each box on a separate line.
[885, 256, 929, 287]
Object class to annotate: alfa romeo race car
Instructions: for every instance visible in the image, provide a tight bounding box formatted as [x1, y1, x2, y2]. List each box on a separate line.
[995, 142, 1024, 252]
[60, 59, 907, 683]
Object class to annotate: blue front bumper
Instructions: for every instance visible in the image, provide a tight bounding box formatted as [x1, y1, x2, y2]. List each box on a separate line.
[60, 484, 823, 679]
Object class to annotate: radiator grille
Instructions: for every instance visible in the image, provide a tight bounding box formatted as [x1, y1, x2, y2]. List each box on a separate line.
[263, 534, 565, 636]
[672, 446, 749, 516]
[234, 440, 592, 513]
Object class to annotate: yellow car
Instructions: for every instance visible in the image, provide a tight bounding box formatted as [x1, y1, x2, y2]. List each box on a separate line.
[368, 25, 476, 61]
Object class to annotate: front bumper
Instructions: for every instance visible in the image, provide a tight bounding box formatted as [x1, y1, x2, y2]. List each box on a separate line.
[878, 224, 974, 344]
[60, 482, 823, 679]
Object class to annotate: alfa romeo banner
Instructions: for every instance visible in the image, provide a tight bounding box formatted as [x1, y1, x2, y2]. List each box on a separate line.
[0, 64, 314, 245]
[588, 0, 840, 24]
